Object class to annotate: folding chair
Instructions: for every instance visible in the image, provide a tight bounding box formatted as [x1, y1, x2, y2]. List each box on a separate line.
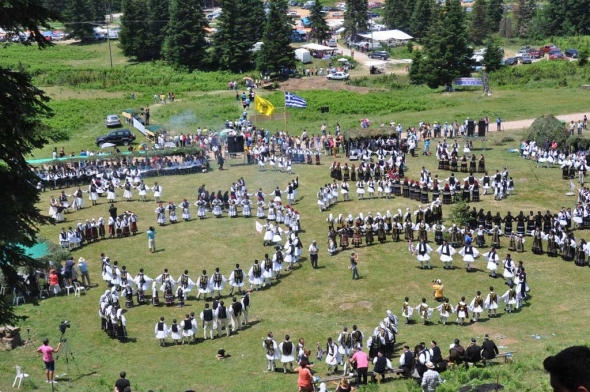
[74, 281, 86, 297]
[12, 288, 25, 306]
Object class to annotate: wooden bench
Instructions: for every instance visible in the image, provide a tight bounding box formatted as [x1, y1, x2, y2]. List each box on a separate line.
[449, 351, 516, 369]
[312, 368, 408, 390]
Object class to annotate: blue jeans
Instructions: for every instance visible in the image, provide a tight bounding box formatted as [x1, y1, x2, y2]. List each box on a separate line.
[351, 266, 359, 279]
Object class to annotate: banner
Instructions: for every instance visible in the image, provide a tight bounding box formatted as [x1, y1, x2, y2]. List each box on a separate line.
[254, 95, 275, 116]
[454, 78, 483, 86]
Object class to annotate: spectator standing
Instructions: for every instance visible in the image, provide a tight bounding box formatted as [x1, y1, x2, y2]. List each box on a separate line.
[421, 362, 443, 391]
[37, 338, 62, 384]
[350, 346, 369, 387]
[309, 240, 319, 269]
[147, 226, 156, 253]
[496, 117, 502, 131]
[114, 371, 131, 392]
[349, 252, 359, 280]
[77, 257, 91, 287]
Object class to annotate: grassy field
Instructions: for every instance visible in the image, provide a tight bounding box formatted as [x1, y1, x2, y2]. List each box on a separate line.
[1, 130, 588, 391]
[1, 40, 589, 391]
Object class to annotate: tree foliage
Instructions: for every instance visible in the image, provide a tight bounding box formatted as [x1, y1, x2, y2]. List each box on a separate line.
[143, 0, 170, 61]
[119, 0, 151, 60]
[498, 10, 514, 38]
[63, 0, 95, 39]
[408, 49, 424, 84]
[482, 38, 503, 73]
[163, 0, 209, 70]
[486, 0, 504, 32]
[525, 114, 568, 146]
[257, 0, 295, 74]
[515, 0, 534, 38]
[0, 0, 68, 325]
[383, 0, 412, 32]
[343, 0, 368, 41]
[409, 0, 436, 40]
[308, 0, 331, 44]
[418, 0, 473, 89]
[214, 0, 262, 71]
[470, 0, 489, 45]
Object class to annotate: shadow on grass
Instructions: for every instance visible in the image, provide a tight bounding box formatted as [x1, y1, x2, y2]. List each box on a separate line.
[154, 248, 165, 253]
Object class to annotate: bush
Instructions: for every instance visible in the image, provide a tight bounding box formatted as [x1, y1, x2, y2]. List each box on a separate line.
[525, 114, 568, 145]
[449, 200, 470, 227]
[501, 136, 515, 142]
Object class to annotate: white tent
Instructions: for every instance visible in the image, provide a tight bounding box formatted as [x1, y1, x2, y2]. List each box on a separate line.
[301, 43, 335, 51]
[358, 29, 413, 41]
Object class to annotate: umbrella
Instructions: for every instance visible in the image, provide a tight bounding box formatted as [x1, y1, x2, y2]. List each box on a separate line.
[100, 142, 117, 148]
[337, 58, 349, 62]
[243, 77, 253, 81]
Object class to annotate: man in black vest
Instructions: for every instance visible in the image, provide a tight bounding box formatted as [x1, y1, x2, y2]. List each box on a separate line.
[241, 291, 251, 326]
[372, 350, 392, 383]
[230, 297, 243, 332]
[481, 334, 499, 361]
[200, 303, 214, 340]
[279, 335, 295, 373]
[399, 345, 414, 378]
[430, 340, 444, 369]
[215, 300, 230, 337]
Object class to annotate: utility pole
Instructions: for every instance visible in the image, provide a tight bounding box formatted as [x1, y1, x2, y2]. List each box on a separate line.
[105, 1, 113, 68]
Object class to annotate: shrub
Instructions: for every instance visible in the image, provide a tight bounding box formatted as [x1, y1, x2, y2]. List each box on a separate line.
[449, 200, 470, 227]
[501, 136, 515, 142]
[525, 114, 568, 145]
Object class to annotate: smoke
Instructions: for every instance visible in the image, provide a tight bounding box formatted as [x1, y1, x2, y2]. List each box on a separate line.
[168, 110, 198, 130]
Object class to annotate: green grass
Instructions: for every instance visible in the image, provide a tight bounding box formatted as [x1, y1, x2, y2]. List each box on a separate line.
[1, 130, 588, 391]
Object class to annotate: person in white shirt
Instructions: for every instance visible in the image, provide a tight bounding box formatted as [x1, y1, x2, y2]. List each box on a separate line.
[309, 240, 319, 268]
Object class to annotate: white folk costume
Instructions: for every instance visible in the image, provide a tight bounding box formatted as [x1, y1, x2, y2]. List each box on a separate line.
[229, 266, 245, 295]
[196, 273, 211, 299]
[279, 340, 296, 373]
[170, 321, 182, 342]
[155, 205, 166, 225]
[154, 320, 169, 345]
[469, 295, 485, 321]
[262, 257, 274, 286]
[455, 301, 469, 325]
[500, 287, 519, 313]
[503, 258, 515, 284]
[177, 273, 195, 296]
[123, 181, 133, 200]
[181, 317, 194, 340]
[401, 301, 414, 323]
[436, 302, 454, 325]
[248, 262, 264, 290]
[263, 337, 280, 371]
[153, 184, 162, 201]
[180, 200, 191, 220]
[210, 270, 226, 296]
[459, 244, 480, 271]
[483, 249, 500, 277]
[415, 301, 433, 324]
[211, 198, 223, 217]
[138, 182, 148, 200]
[167, 202, 178, 223]
[325, 341, 341, 374]
[436, 242, 456, 269]
[241, 197, 252, 217]
[415, 241, 433, 269]
[195, 198, 207, 218]
[484, 290, 499, 317]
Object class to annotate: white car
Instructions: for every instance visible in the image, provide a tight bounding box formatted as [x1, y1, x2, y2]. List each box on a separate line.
[327, 39, 337, 47]
[327, 72, 349, 80]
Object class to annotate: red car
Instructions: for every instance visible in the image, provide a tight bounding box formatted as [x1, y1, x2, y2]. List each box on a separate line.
[541, 44, 560, 53]
[549, 51, 566, 60]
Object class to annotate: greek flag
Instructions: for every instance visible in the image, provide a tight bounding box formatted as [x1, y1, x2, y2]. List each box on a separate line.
[284, 91, 307, 108]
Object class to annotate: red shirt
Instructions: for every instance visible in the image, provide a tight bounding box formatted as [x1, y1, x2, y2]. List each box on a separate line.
[297, 367, 313, 390]
[37, 345, 54, 362]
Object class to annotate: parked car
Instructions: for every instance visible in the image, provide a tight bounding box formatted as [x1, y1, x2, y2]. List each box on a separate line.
[549, 51, 566, 60]
[288, 0, 300, 6]
[367, 11, 380, 18]
[520, 55, 532, 64]
[96, 129, 136, 147]
[565, 48, 579, 58]
[327, 39, 337, 47]
[105, 114, 122, 128]
[327, 71, 350, 80]
[540, 44, 559, 53]
[504, 57, 517, 66]
[302, 1, 315, 9]
[368, 50, 390, 60]
[286, 10, 300, 18]
[529, 49, 541, 59]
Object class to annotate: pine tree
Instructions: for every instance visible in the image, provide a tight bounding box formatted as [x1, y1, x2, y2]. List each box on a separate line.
[486, 0, 504, 32]
[482, 38, 503, 72]
[257, 0, 295, 74]
[470, 0, 489, 45]
[498, 9, 513, 38]
[119, 0, 150, 60]
[383, 0, 411, 32]
[409, 0, 436, 40]
[309, 0, 331, 43]
[544, 0, 568, 36]
[164, 0, 209, 70]
[143, 0, 170, 61]
[420, 0, 473, 89]
[408, 49, 424, 84]
[515, 0, 534, 38]
[214, 0, 261, 71]
[343, 0, 368, 41]
[42, 0, 68, 15]
[63, 0, 95, 39]
[566, 0, 590, 35]
[242, 0, 266, 43]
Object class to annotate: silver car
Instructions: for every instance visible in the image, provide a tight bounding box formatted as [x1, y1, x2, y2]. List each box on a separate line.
[105, 114, 122, 128]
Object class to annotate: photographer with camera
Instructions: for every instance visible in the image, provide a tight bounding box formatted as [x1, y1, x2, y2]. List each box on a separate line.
[431, 279, 444, 302]
[37, 338, 62, 384]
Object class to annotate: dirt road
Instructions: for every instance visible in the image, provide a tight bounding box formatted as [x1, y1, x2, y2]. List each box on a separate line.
[502, 112, 588, 131]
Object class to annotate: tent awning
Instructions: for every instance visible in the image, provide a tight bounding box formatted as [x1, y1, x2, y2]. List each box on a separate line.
[301, 43, 335, 51]
[358, 29, 413, 41]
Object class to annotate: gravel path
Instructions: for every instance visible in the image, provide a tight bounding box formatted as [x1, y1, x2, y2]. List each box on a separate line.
[502, 112, 588, 131]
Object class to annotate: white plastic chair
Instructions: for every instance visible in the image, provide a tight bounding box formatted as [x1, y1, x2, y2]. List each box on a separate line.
[64, 282, 74, 296]
[13, 365, 29, 388]
[12, 288, 25, 306]
[0, 285, 7, 295]
[74, 281, 86, 297]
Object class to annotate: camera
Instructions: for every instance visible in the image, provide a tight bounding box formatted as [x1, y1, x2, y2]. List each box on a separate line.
[59, 320, 71, 334]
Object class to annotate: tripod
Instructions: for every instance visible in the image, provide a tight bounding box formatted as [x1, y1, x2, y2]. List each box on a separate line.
[22, 328, 34, 349]
[55, 334, 80, 381]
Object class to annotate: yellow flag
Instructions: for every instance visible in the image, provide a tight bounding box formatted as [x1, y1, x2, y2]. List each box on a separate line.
[254, 95, 275, 116]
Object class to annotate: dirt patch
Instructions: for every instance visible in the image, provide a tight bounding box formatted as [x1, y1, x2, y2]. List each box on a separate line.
[358, 300, 372, 309]
[280, 77, 374, 93]
[340, 303, 354, 310]
[470, 324, 520, 346]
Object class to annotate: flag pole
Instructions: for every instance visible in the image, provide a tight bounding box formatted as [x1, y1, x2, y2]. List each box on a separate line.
[284, 106, 288, 135]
